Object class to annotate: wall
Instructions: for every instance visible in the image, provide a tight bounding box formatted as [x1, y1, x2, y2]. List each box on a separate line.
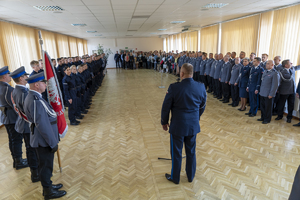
[87, 37, 163, 68]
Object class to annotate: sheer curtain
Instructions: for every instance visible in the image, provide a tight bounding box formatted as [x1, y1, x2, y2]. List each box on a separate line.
[200, 25, 218, 54]
[186, 31, 198, 52]
[55, 34, 70, 57]
[221, 15, 260, 56]
[68, 37, 78, 57]
[37, 30, 58, 59]
[83, 40, 88, 55]
[77, 38, 84, 56]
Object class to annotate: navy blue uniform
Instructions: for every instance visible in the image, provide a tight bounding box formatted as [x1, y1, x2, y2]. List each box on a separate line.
[247, 66, 264, 115]
[62, 75, 77, 123]
[237, 65, 251, 98]
[161, 78, 206, 183]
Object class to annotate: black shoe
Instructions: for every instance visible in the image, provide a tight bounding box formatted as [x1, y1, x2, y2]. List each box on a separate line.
[43, 187, 66, 200]
[88, 103, 92, 106]
[165, 173, 179, 184]
[293, 122, 300, 127]
[232, 104, 238, 107]
[228, 103, 233, 106]
[70, 121, 79, 125]
[75, 120, 81, 124]
[85, 106, 90, 109]
[31, 169, 40, 183]
[262, 121, 270, 124]
[249, 114, 256, 117]
[81, 110, 88, 114]
[257, 118, 263, 121]
[217, 97, 222, 100]
[52, 184, 63, 190]
[245, 112, 251, 115]
[287, 119, 292, 123]
[219, 99, 225, 101]
[14, 158, 29, 170]
[239, 108, 246, 111]
[76, 115, 84, 119]
[223, 100, 229, 103]
[275, 117, 282, 120]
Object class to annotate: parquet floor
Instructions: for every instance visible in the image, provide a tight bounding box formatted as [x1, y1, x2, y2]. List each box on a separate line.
[0, 68, 299, 200]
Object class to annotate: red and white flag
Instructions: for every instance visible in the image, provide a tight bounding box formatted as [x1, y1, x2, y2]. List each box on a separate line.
[44, 51, 68, 138]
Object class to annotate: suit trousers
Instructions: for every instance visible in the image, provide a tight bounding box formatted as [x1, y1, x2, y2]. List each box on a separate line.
[4, 124, 23, 159]
[170, 134, 197, 183]
[221, 82, 230, 101]
[249, 91, 259, 115]
[208, 76, 213, 92]
[68, 98, 76, 122]
[23, 132, 38, 170]
[273, 92, 280, 114]
[202, 75, 208, 90]
[230, 85, 239, 106]
[36, 146, 54, 188]
[277, 93, 295, 120]
[115, 61, 120, 68]
[260, 96, 274, 123]
[193, 72, 200, 82]
[215, 79, 222, 98]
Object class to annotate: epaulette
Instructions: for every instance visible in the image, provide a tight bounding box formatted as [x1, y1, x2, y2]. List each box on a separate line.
[33, 95, 39, 100]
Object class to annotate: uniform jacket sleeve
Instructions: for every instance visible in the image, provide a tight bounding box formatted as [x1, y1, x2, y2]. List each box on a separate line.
[63, 78, 71, 100]
[225, 64, 232, 82]
[256, 68, 264, 91]
[199, 88, 207, 119]
[161, 85, 173, 125]
[269, 72, 280, 97]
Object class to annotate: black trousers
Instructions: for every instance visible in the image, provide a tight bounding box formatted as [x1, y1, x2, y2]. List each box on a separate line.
[193, 72, 200, 82]
[202, 75, 208, 90]
[214, 79, 222, 98]
[36, 146, 54, 188]
[207, 76, 213, 92]
[221, 82, 230, 101]
[273, 92, 280, 114]
[115, 61, 120, 68]
[230, 84, 239, 106]
[277, 93, 295, 119]
[23, 132, 38, 170]
[289, 165, 300, 200]
[4, 124, 23, 159]
[260, 96, 274, 122]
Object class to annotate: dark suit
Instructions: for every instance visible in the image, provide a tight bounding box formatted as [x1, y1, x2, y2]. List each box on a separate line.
[114, 53, 121, 68]
[161, 78, 206, 183]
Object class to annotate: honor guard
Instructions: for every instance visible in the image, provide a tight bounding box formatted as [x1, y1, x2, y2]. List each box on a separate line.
[23, 72, 66, 199]
[0, 66, 29, 169]
[10, 66, 39, 181]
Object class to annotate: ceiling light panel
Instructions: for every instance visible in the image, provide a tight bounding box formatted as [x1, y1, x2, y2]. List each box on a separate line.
[33, 6, 64, 11]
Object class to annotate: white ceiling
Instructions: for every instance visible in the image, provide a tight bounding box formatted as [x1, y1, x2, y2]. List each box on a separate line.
[0, 0, 299, 39]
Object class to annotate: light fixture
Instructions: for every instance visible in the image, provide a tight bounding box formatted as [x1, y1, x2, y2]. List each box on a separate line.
[170, 21, 185, 24]
[71, 24, 87, 27]
[202, 3, 229, 9]
[33, 6, 64, 11]
[86, 31, 97, 33]
[94, 34, 102, 36]
[158, 29, 167, 31]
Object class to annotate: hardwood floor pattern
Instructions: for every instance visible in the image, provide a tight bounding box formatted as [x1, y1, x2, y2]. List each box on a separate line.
[0, 68, 299, 200]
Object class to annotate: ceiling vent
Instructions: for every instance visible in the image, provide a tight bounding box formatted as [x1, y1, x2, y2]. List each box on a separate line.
[71, 24, 87, 27]
[170, 21, 185, 24]
[202, 3, 229, 9]
[86, 31, 97, 33]
[33, 6, 64, 11]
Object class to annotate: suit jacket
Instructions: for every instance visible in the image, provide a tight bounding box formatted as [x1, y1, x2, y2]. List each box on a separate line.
[24, 90, 59, 148]
[194, 57, 201, 72]
[278, 65, 300, 95]
[161, 78, 206, 137]
[220, 61, 232, 83]
[229, 63, 243, 85]
[199, 59, 207, 75]
[205, 58, 215, 75]
[237, 65, 251, 88]
[0, 81, 18, 124]
[12, 85, 30, 133]
[247, 66, 264, 91]
[214, 60, 224, 79]
[260, 69, 280, 97]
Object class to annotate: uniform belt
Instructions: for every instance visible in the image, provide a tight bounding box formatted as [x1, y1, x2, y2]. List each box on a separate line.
[50, 120, 57, 125]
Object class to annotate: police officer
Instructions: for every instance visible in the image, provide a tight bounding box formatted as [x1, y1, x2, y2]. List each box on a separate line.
[10, 67, 39, 181]
[23, 72, 66, 199]
[273, 56, 283, 115]
[199, 53, 207, 86]
[257, 60, 280, 124]
[205, 53, 215, 93]
[210, 54, 218, 97]
[275, 60, 300, 123]
[0, 66, 29, 169]
[219, 55, 232, 103]
[229, 57, 242, 107]
[246, 57, 264, 117]
[214, 54, 224, 99]
[63, 66, 80, 125]
[161, 63, 206, 184]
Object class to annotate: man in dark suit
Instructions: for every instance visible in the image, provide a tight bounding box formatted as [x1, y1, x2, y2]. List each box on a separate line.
[161, 63, 206, 184]
[114, 51, 121, 68]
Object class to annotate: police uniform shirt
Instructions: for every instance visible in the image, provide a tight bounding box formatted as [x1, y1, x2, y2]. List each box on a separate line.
[260, 68, 280, 97]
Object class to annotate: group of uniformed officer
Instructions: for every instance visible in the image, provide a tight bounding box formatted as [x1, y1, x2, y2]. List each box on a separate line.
[0, 53, 106, 199]
[175, 50, 300, 125]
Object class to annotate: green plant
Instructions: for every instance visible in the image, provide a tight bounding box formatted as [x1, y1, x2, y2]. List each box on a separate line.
[97, 44, 113, 59]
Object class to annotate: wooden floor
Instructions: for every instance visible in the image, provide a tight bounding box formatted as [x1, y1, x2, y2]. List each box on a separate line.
[0, 68, 299, 200]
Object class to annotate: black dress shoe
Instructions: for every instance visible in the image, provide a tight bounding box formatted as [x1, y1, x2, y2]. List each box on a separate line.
[223, 100, 229, 103]
[43, 187, 66, 200]
[52, 184, 63, 190]
[31, 169, 40, 183]
[75, 120, 81, 124]
[262, 121, 270, 124]
[275, 117, 282, 120]
[14, 158, 29, 170]
[165, 173, 179, 184]
[293, 122, 300, 127]
[257, 118, 263, 121]
[249, 114, 256, 117]
[76, 115, 83, 119]
[219, 99, 225, 101]
[287, 119, 292, 123]
[217, 97, 222, 100]
[228, 103, 233, 106]
[85, 106, 90, 109]
[81, 110, 88, 114]
[232, 104, 238, 107]
[88, 103, 92, 106]
[70, 121, 79, 126]
[245, 112, 251, 115]
[239, 108, 246, 111]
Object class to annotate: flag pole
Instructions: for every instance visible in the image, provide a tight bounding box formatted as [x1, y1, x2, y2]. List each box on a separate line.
[38, 30, 62, 173]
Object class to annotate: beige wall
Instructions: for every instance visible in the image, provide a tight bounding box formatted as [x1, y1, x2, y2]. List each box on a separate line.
[87, 37, 163, 68]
